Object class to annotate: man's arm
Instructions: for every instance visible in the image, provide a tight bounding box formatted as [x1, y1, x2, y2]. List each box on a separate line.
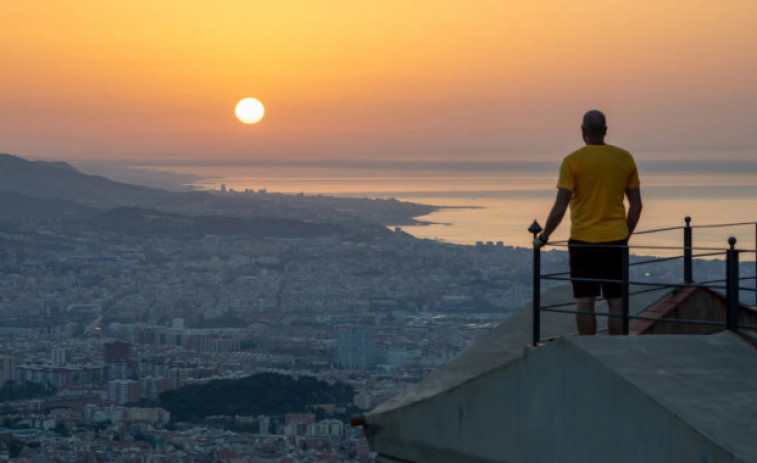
[535, 188, 572, 246]
[625, 187, 642, 236]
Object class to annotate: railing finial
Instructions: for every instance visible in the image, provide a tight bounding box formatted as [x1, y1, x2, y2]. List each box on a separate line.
[729, 236, 737, 249]
[529, 220, 543, 237]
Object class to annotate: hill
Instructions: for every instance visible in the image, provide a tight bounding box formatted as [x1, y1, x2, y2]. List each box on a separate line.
[0, 153, 164, 205]
[0, 152, 436, 228]
[159, 372, 354, 422]
[0, 191, 95, 219]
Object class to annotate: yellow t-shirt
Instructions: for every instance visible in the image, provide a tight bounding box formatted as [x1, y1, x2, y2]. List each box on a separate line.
[557, 145, 640, 242]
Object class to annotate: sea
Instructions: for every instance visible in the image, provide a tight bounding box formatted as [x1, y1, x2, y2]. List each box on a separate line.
[129, 150, 757, 257]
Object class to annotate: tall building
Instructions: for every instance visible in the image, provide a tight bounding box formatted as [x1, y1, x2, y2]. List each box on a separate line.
[104, 341, 130, 363]
[108, 379, 140, 404]
[139, 376, 170, 401]
[167, 367, 190, 389]
[104, 341, 132, 380]
[335, 325, 376, 370]
[0, 356, 17, 385]
[108, 362, 130, 381]
[259, 416, 270, 435]
[51, 348, 66, 366]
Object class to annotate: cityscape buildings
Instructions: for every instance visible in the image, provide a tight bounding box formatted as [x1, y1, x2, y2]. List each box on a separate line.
[336, 325, 377, 371]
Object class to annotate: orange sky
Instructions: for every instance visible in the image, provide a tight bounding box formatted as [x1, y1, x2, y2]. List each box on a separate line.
[1, 0, 756, 161]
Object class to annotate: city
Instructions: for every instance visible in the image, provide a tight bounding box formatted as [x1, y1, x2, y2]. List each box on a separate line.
[0, 154, 730, 462]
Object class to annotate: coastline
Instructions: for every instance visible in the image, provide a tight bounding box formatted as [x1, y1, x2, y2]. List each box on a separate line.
[74, 159, 471, 231]
[71, 155, 757, 249]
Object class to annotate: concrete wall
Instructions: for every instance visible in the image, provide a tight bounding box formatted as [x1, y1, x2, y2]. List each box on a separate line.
[367, 336, 747, 463]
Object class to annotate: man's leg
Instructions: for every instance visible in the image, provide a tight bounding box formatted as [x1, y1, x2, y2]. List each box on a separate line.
[602, 239, 629, 335]
[576, 297, 597, 335]
[606, 297, 623, 335]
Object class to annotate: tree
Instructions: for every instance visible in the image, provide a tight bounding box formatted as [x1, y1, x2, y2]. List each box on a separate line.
[160, 372, 355, 422]
[8, 439, 23, 458]
[0, 380, 56, 402]
[54, 422, 69, 436]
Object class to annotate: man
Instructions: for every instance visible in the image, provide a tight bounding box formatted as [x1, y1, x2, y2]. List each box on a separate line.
[534, 110, 642, 335]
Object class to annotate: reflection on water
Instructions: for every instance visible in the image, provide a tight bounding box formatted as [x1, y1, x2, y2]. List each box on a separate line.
[135, 156, 757, 255]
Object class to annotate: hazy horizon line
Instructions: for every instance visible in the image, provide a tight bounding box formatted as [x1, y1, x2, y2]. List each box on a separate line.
[70, 156, 757, 176]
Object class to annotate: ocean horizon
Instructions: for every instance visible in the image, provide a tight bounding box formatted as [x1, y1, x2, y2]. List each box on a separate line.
[105, 151, 757, 253]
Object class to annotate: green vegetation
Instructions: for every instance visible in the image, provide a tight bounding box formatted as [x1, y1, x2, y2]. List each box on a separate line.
[159, 372, 354, 422]
[8, 439, 24, 458]
[0, 380, 56, 402]
[54, 422, 69, 436]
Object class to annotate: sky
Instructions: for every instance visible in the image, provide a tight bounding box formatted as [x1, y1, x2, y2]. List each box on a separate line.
[1, 0, 756, 163]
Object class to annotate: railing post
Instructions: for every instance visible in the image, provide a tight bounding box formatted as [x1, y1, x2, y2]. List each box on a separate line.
[726, 237, 739, 332]
[622, 243, 630, 335]
[529, 220, 543, 346]
[684, 216, 692, 284]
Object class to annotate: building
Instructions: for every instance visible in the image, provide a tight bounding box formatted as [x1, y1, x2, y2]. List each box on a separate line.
[15, 366, 76, 389]
[51, 348, 66, 366]
[335, 325, 376, 370]
[103, 341, 131, 363]
[0, 356, 17, 384]
[108, 379, 140, 404]
[108, 361, 131, 380]
[139, 376, 170, 401]
[167, 367, 190, 389]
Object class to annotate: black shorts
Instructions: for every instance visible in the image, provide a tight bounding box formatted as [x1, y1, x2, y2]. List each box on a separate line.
[568, 238, 628, 298]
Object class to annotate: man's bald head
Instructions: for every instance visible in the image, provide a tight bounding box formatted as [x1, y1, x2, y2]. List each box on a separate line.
[582, 110, 607, 138]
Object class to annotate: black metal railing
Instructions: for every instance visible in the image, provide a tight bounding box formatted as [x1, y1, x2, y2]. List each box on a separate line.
[529, 217, 757, 346]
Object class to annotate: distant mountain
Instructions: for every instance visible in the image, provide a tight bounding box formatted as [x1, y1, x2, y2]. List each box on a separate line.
[0, 190, 95, 219]
[33, 160, 80, 173]
[0, 152, 435, 230]
[0, 153, 165, 204]
[0, 153, 257, 218]
[73, 161, 203, 191]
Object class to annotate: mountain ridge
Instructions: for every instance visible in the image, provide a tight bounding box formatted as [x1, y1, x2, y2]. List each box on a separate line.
[0, 153, 435, 238]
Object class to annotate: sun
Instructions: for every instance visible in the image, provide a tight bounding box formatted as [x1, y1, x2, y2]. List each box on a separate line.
[235, 97, 265, 124]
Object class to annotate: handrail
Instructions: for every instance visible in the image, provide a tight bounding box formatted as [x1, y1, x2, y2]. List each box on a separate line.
[634, 226, 686, 235]
[529, 216, 757, 346]
[690, 221, 757, 229]
[539, 284, 675, 311]
[539, 307, 729, 328]
[548, 242, 748, 253]
[635, 221, 757, 234]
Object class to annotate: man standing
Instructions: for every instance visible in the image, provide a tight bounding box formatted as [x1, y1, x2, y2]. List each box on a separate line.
[534, 110, 642, 335]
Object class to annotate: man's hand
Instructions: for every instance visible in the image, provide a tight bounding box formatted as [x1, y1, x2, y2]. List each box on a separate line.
[537, 188, 571, 248]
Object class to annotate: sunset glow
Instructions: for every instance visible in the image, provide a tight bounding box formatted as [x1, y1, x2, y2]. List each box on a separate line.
[0, 1, 756, 161]
[2, 6, 757, 459]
